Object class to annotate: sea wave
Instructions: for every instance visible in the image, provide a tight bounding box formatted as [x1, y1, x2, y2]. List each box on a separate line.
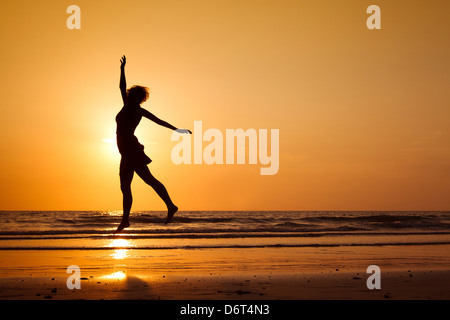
[0, 230, 449, 239]
[1, 211, 449, 247]
[1, 241, 450, 251]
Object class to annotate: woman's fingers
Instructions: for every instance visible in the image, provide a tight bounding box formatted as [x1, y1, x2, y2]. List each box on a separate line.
[175, 129, 191, 134]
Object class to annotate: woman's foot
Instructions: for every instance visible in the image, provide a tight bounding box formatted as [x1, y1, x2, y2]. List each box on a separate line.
[165, 205, 178, 224]
[114, 220, 130, 234]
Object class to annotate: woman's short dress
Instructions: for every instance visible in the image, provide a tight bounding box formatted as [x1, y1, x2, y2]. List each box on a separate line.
[117, 135, 152, 169]
[116, 106, 152, 171]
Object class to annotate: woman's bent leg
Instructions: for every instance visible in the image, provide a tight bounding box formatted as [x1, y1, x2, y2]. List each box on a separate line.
[135, 165, 178, 223]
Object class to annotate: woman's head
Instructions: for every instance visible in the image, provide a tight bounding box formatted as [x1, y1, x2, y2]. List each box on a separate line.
[127, 85, 149, 105]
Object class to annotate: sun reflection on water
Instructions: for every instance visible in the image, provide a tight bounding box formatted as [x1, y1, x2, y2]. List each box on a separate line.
[112, 249, 128, 259]
[102, 271, 127, 280]
[107, 238, 133, 260]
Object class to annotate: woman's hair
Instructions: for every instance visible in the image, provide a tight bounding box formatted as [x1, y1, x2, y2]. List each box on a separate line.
[127, 85, 150, 104]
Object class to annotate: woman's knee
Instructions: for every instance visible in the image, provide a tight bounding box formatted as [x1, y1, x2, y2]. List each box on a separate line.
[120, 179, 132, 194]
[135, 167, 158, 185]
[119, 168, 134, 194]
[120, 185, 132, 195]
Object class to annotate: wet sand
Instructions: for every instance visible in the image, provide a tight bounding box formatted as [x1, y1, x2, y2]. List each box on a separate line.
[0, 245, 449, 300]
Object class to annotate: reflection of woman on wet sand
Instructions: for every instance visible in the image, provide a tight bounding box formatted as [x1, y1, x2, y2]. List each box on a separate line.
[114, 56, 191, 234]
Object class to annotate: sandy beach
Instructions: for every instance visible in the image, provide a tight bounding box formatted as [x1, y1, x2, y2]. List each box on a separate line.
[1, 244, 449, 300]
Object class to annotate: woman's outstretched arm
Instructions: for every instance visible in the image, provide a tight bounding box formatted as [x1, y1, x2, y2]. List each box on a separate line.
[140, 108, 192, 133]
[119, 55, 127, 105]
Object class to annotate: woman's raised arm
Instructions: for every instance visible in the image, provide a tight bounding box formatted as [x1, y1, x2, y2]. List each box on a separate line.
[119, 55, 127, 105]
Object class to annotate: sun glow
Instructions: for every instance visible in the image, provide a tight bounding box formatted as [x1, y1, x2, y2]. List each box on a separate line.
[102, 138, 115, 144]
[100, 135, 120, 165]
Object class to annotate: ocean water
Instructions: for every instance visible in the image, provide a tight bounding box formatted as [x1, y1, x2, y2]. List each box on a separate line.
[0, 211, 449, 250]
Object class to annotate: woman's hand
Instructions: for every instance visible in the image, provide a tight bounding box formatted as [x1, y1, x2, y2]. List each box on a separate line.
[120, 55, 126, 69]
[175, 129, 192, 134]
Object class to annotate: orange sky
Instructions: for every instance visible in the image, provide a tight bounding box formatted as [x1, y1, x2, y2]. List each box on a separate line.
[1, 0, 449, 211]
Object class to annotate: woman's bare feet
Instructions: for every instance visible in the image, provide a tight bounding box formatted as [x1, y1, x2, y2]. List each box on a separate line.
[165, 205, 178, 224]
[114, 220, 130, 234]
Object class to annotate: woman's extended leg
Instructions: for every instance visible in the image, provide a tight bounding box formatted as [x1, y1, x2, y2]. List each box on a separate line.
[135, 165, 178, 224]
[114, 164, 134, 233]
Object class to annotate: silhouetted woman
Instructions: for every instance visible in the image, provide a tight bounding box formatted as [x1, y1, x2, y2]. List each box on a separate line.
[114, 56, 191, 233]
